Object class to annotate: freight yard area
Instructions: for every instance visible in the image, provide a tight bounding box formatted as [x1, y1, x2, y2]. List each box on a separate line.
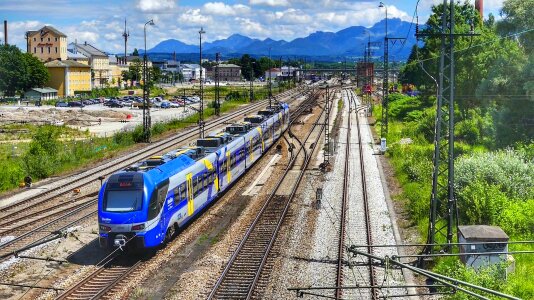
[0, 0, 533, 299]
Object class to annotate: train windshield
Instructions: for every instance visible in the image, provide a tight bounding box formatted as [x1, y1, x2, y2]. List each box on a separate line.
[104, 190, 143, 212]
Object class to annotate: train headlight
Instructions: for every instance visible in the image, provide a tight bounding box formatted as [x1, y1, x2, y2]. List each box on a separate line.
[99, 224, 111, 232]
[131, 224, 145, 231]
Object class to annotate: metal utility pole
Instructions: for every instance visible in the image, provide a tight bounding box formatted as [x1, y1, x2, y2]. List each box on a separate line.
[417, 0, 478, 256]
[268, 47, 272, 108]
[324, 84, 330, 165]
[278, 56, 284, 94]
[379, 2, 406, 138]
[122, 19, 129, 59]
[143, 19, 154, 143]
[198, 27, 206, 138]
[215, 52, 221, 116]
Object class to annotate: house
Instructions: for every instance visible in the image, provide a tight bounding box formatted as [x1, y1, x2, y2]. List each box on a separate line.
[26, 26, 68, 62]
[280, 66, 300, 80]
[24, 87, 58, 101]
[179, 64, 205, 81]
[44, 60, 91, 97]
[67, 50, 89, 65]
[206, 64, 242, 82]
[265, 68, 281, 80]
[68, 41, 110, 87]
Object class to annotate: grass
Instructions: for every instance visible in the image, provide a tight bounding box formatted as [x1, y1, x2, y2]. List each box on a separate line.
[372, 103, 533, 299]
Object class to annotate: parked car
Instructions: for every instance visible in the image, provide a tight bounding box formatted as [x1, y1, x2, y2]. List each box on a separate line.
[55, 102, 68, 107]
[169, 102, 181, 108]
[160, 101, 171, 109]
[82, 100, 93, 105]
[108, 100, 124, 108]
[68, 101, 85, 107]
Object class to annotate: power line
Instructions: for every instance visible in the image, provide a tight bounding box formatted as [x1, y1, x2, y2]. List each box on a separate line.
[407, 27, 534, 68]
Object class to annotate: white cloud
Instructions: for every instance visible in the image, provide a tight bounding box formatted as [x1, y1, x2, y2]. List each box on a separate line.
[178, 9, 212, 26]
[234, 17, 270, 36]
[69, 31, 99, 44]
[136, 0, 176, 12]
[203, 2, 251, 16]
[249, 0, 289, 7]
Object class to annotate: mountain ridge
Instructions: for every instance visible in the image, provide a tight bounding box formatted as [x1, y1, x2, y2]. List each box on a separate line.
[147, 18, 416, 60]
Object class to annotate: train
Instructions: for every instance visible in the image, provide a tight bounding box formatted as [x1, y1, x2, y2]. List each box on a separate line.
[97, 102, 290, 249]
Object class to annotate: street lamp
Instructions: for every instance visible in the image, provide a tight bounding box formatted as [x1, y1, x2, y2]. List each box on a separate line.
[379, 1, 388, 138]
[249, 61, 255, 102]
[143, 19, 155, 143]
[198, 27, 206, 138]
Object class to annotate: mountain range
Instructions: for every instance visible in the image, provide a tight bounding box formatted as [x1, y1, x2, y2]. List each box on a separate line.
[146, 18, 417, 61]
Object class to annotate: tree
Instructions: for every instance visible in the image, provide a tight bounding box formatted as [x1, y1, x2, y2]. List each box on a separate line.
[148, 66, 161, 86]
[22, 53, 49, 91]
[128, 58, 142, 84]
[497, 0, 534, 51]
[0, 45, 28, 96]
[132, 48, 139, 56]
[121, 70, 131, 87]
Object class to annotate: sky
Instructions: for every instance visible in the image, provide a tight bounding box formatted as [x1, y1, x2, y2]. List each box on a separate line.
[0, 0, 505, 54]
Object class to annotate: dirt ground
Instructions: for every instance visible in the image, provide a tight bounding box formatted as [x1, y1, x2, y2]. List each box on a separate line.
[0, 104, 199, 139]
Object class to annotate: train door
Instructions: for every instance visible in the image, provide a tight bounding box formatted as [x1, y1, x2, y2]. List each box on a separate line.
[186, 173, 194, 217]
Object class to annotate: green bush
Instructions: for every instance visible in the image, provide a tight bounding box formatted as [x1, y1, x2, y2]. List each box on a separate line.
[388, 93, 423, 121]
[455, 150, 533, 200]
[434, 258, 507, 300]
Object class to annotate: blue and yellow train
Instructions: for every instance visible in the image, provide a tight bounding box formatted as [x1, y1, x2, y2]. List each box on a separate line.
[98, 102, 290, 249]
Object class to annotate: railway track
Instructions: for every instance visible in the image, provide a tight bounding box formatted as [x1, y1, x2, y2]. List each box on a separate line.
[0, 88, 313, 261]
[335, 90, 350, 299]
[207, 88, 327, 299]
[346, 89, 378, 299]
[56, 257, 141, 300]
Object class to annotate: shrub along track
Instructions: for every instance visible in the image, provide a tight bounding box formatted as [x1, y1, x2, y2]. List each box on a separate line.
[52, 88, 322, 300]
[0, 87, 314, 262]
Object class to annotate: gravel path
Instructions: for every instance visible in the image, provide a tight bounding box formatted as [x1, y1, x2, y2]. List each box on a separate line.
[262, 89, 411, 299]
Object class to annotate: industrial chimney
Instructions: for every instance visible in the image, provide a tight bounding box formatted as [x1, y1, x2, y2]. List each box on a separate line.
[475, 0, 483, 19]
[3, 20, 7, 45]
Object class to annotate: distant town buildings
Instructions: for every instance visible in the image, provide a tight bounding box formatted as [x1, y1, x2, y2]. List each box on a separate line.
[26, 26, 68, 62]
[24, 25, 158, 93]
[206, 64, 242, 82]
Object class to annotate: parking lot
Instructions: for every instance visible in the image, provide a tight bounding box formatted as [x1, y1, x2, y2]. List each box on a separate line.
[0, 101, 200, 138]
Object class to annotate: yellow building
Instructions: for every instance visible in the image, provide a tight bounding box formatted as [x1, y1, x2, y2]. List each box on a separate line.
[26, 26, 68, 62]
[44, 60, 91, 97]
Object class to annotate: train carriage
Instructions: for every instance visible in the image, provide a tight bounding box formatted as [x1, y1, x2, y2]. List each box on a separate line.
[98, 102, 289, 250]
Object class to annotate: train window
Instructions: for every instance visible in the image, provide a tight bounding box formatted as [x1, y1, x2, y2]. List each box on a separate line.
[203, 173, 208, 188]
[148, 182, 168, 220]
[197, 176, 203, 193]
[157, 184, 168, 208]
[173, 186, 180, 204]
[180, 183, 186, 199]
